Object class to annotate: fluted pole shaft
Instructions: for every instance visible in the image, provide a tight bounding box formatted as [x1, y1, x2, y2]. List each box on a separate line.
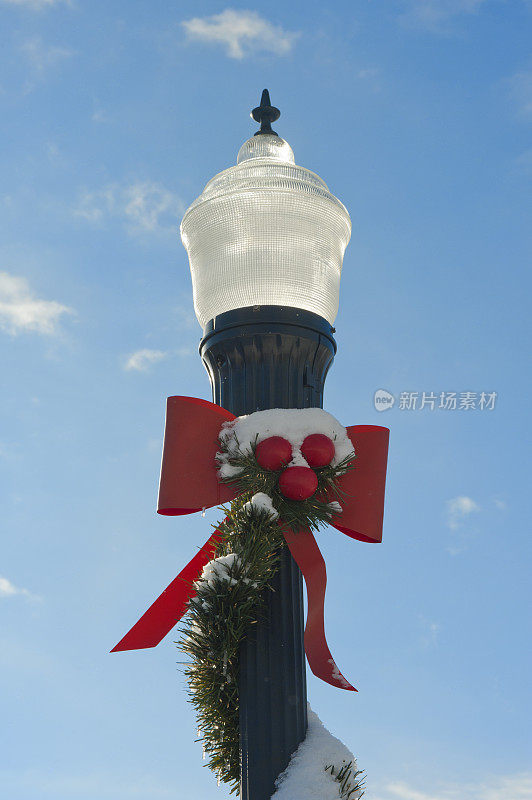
[200, 305, 336, 800]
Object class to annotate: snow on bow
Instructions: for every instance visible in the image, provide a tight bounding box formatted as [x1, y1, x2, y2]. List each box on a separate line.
[111, 397, 389, 692]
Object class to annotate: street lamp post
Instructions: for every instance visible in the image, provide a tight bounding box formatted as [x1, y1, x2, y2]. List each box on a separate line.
[180, 91, 352, 800]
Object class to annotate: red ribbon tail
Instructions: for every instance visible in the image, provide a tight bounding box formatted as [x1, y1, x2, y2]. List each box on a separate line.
[282, 526, 357, 692]
[111, 529, 222, 652]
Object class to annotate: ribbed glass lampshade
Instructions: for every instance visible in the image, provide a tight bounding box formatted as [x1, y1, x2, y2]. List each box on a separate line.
[180, 134, 351, 328]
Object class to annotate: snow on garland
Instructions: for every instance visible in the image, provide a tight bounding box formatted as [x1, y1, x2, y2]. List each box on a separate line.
[217, 407, 354, 479]
[217, 408, 355, 534]
[272, 707, 365, 800]
[242, 491, 279, 519]
[178, 408, 356, 794]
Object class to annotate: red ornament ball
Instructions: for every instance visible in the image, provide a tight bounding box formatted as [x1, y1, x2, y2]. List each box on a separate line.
[255, 436, 293, 471]
[278, 466, 318, 501]
[301, 434, 335, 468]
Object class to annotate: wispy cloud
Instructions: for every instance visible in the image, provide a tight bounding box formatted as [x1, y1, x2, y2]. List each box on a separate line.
[0, 767, 175, 797]
[91, 103, 107, 123]
[124, 349, 167, 372]
[175, 346, 194, 357]
[367, 773, 532, 800]
[182, 8, 299, 60]
[418, 615, 440, 647]
[75, 181, 184, 234]
[358, 67, 380, 79]
[446, 495, 479, 530]
[400, 0, 487, 32]
[512, 147, 532, 177]
[0, 272, 73, 336]
[175, 303, 197, 329]
[0, 576, 41, 603]
[124, 346, 193, 372]
[507, 71, 532, 118]
[21, 35, 74, 74]
[382, 782, 442, 800]
[2, 0, 68, 7]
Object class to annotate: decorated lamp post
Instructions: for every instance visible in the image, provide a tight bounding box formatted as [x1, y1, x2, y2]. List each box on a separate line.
[113, 91, 389, 800]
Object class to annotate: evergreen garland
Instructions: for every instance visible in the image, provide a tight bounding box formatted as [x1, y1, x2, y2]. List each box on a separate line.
[177, 435, 356, 794]
[325, 760, 366, 799]
[179, 496, 284, 792]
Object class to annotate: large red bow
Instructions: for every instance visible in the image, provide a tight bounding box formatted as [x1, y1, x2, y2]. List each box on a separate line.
[112, 397, 389, 692]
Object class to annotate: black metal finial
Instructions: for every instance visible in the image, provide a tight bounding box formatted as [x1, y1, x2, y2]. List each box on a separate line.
[251, 89, 280, 137]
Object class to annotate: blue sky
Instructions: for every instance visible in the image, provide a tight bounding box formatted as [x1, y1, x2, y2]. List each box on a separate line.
[0, 1, 531, 799]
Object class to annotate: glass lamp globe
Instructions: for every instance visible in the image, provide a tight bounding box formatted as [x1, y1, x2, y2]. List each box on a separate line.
[180, 132, 351, 329]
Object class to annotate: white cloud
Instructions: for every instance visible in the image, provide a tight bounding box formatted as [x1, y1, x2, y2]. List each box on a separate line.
[124, 346, 193, 371]
[367, 773, 532, 800]
[21, 36, 74, 74]
[0, 272, 73, 336]
[446, 495, 479, 530]
[182, 8, 299, 60]
[483, 774, 532, 800]
[401, 0, 486, 32]
[0, 576, 40, 602]
[122, 183, 182, 231]
[75, 181, 183, 234]
[0, 577, 20, 596]
[124, 349, 167, 372]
